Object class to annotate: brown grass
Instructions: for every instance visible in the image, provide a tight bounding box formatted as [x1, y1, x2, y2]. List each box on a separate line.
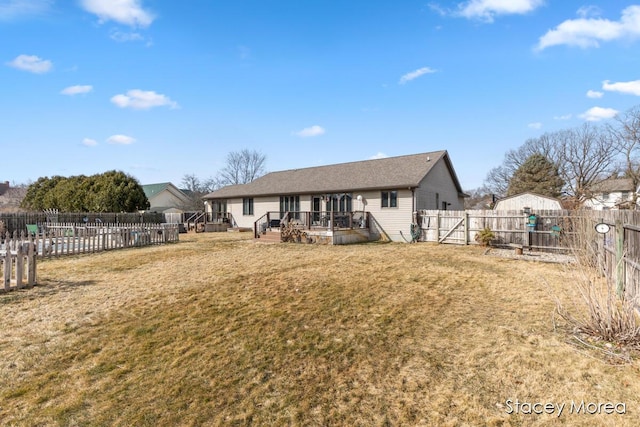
[1, 232, 639, 426]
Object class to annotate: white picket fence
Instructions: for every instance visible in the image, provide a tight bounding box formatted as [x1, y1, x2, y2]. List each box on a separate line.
[1, 238, 36, 291]
[26, 222, 180, 258]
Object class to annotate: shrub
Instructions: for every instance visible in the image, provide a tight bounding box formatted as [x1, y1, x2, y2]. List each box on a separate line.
[474, 227, 495, 247]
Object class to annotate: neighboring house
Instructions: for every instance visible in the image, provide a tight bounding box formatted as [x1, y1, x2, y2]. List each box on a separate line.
[203, 151, 467, 243]
[142, 182, 193, 213]
[0, 181, 27, 213]
[494, 192, 563, 212]
[583, 178, 639, 210]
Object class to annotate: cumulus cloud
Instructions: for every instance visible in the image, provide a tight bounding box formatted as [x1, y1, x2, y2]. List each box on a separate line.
[294, 125, 326, 138]
[82, 138, 98, 147]
[602, 79, 640, 96]
[370, 152, 389, 159]
[528, 122, 543, 129]
[579, 106, 618, 122]
[455, 0, 544, 23]
[60, 85, 93, 95]
[536, 5, 640, 51]
[7, 54, 52, 73]
[399, 67, 437, 84]
[111, 89, 178, 110]
[0, 0, 52, 20]
[80, 0, 154, 27]
[107, 134, 136, 145]
[586, 90, 603, 99]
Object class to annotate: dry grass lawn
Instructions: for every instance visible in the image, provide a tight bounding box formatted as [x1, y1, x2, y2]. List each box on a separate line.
[1, 232, 639, 426]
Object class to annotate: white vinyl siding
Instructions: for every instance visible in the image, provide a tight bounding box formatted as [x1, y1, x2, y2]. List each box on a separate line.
[414, 158, 464, 210]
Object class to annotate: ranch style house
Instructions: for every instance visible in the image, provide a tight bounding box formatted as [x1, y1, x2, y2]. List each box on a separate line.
[202, 150, 467, 243]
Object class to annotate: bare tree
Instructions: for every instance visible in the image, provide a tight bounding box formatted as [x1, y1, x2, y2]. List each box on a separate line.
[484, 123, 617, 205]
[557, 124, 617, 203]
[484, 134, 562, 197]
[609, 105, 640, 209]
[181, 174, 221, 210]
[218, 149, 266, 186]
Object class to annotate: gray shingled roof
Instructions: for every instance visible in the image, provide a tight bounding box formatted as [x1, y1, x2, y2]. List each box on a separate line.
[204, 151, 464, 199]
[591, 178, 635, 192]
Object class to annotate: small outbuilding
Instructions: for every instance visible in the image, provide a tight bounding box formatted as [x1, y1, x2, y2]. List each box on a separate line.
[493, 192, 562, 211]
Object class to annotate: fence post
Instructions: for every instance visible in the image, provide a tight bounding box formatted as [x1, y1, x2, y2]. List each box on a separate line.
[464, 211, 469, 245]
[3, 248, 10, 291]
[435, 211, 440, 244]
[616, 220, 625, 298]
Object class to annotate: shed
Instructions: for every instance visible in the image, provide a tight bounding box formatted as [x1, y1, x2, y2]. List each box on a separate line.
[494, 192, 562, 211]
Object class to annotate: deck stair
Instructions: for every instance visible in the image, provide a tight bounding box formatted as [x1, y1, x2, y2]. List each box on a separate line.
[255, 230, 281, 243]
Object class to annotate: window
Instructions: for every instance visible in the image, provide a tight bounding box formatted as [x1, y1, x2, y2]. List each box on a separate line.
[621, 192, 629, 201]
[280, 195, 300, 219]
[242, 198, 254, 215]
[381, 190, 398, 208]
[326, 193, 352, 212]
[602, 192, 610, 200]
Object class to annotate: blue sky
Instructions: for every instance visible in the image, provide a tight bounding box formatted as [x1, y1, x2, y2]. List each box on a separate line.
[2, 0, 640, 191]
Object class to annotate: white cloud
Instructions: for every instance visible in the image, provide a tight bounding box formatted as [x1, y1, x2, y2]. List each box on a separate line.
[107, 134, 136, 145]
[602, 79, 640, 96]
[60, 85, 93, 95]
[536, 5, 640, 51]
[0, 0, 52, 21]
[554, 114, 572, 120]
[579, 106, 618, 122]
[109, 29, 144, 42]
[82, 138, 98, 147]
[456, 0, 544, 23]
[111, 89, 178, 110]
[80, 0, 154, 27]
[294, 125, 326, 138]
[370, 152, 389, 159]
[528, 122, 542, 129]
[7, 54, 52, 73]
[586, 89, 603, 99]
[399, 67, 437, 84]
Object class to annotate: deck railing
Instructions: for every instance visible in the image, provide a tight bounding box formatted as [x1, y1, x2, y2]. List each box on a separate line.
[254, 211, 369, 238]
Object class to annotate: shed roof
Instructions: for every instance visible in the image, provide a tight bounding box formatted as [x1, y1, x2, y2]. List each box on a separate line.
[204, 151, 465, 199]
[142, 182, 172, 199]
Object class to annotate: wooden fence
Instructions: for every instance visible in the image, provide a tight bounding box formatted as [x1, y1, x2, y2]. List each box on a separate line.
[417, 209, 576, 251]
[0, 212, 165, 236]
[2, 222, 180, 259]
[1, 238, 36, 292]
[417, 209, 640, 302]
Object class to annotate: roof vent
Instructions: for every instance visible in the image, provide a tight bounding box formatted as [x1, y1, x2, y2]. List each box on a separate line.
[426, 156, 431, 162]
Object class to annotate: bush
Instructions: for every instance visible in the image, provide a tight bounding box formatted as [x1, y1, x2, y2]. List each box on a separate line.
[475, 227, 495, 247]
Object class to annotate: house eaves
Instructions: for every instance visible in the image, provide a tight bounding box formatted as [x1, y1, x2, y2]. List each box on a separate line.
[203, 151, 460, 199]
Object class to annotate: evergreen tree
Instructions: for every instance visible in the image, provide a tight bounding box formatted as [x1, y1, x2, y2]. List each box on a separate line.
[21, 171, 149, 212]
[507, 154, 564, 197]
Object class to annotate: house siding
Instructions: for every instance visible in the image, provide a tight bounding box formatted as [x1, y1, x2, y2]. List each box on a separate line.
[415, 158, 464, 210]
[360, 189, 414, 242]
[584, 191, 636, 210]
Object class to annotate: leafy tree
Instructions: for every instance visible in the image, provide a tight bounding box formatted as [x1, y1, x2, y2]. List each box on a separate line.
[21, 171, 149, 213]
[507, 154, 564, 197]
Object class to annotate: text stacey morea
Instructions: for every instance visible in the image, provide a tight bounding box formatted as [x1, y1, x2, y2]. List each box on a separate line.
[505, 399, 626, 417]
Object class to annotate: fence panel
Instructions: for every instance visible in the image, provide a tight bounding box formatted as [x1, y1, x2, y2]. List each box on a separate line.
[1, 237, 36, 291]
